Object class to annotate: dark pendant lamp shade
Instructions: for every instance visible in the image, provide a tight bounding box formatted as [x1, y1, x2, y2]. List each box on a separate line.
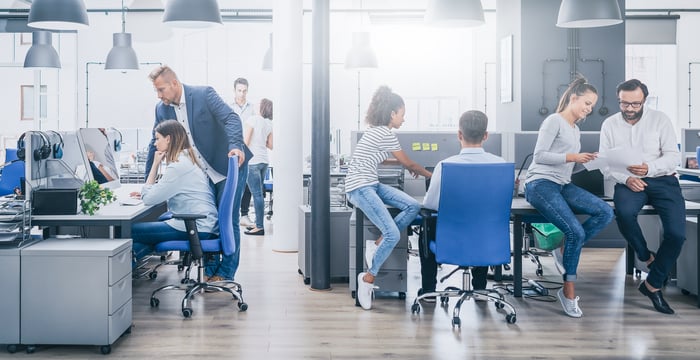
[425, 0, 485, 27]
[345, 32, 378, 69]
[163, 0, 223, 28]
[105, 33, 139, 70]
[262, 33, 272, 71]
[24, 31, 61, 69]
[27, 0, 89, 31]
[557, 0, 623, 28]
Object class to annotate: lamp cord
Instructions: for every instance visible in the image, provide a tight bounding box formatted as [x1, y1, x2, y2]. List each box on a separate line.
[121, 0, 126, 33]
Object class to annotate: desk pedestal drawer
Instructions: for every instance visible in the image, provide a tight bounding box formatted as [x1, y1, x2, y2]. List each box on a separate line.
[678, 218, 698, 296]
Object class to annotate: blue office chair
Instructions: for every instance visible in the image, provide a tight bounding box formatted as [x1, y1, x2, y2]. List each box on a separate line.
[0, 149, 24, 197]
[411, 163, 517, 326]
[149, 156, 247, 317]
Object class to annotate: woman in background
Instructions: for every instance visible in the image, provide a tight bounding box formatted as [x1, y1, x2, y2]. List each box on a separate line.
[242, 98, 273, 236]
[130, 120, 218, 269]
[346, 85, 432, 310]
[524, 76, 614, 318]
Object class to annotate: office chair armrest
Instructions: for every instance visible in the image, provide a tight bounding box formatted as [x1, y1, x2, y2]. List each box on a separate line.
[170, 213, 206, 260]
[418, 208, 437, 260]
[170, 213, 207, 221]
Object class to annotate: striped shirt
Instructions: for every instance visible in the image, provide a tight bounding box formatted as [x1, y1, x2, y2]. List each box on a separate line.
[345, 126, 401, 192]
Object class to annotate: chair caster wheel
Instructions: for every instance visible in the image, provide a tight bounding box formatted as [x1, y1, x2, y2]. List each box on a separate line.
[238, 302, 248, 311]
[495, 301, 505, 309]
[452, 317, 461, 328]
[506, 313, 517, 324]
[303, 277, 310, 285]
[182, 308, 193, 318]
[149, 271, 158, 280]
[6, 344, 17, 353]
[351, 291, 356, 299]
[399, 292, 406, 300]
[635, 270, 641, 278]
[440, 296, 449, 306]
[503, 264, 511, 271]
[26, 345, 36, 354]
[100, 345, 111, 355]
[536, 268, 543, 277]
[411, 303, 421, 314]
[177, 265, 184, 271]
[682, 289, 691, 296]
[150, 297, 160, 307]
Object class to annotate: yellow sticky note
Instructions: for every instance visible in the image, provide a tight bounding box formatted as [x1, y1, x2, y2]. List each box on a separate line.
[412, 142, 421, 151]
[422, 143, 430, 151]
[431, 143, 438, 151]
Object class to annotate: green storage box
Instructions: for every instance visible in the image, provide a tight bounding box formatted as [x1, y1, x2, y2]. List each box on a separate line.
[531, 223, 564, 251]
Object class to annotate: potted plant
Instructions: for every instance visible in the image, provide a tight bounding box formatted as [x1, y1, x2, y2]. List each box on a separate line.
[79, 180, 116, 215]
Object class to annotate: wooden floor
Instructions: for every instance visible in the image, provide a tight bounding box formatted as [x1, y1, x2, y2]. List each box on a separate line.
[5, 224, 700, 359]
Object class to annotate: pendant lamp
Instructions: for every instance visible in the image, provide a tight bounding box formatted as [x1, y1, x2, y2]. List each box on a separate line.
[27, 0, 89, 31]
[557, 0, 623, 28]
[425, 0, 485, 27]
[262, 33, 273, 71]
[345, 32, 378, 69]
[105, 0, 139, 70]
[24, 31, 61, 69]
[163, 0, 222, 28]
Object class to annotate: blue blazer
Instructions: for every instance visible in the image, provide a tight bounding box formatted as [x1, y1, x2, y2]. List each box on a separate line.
[145, 84, 253, 180]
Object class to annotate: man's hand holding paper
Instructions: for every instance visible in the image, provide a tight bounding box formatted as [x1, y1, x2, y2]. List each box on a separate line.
[582, 147, 644, 176]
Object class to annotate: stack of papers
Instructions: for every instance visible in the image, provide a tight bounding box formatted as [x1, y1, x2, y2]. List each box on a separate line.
[583, 147, 642, 175]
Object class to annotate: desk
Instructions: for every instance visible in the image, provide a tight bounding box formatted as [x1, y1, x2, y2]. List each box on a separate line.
[511, 197, 700, 307]
[32, 184, 165, 239]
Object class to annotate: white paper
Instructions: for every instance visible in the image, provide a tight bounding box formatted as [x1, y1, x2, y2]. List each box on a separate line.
[582, 147, 644, 175]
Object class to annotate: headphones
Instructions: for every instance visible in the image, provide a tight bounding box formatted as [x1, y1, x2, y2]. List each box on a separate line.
[45, 130, 64, 159]
[17, 131, 52, 162]
[110, 127, 123, 152]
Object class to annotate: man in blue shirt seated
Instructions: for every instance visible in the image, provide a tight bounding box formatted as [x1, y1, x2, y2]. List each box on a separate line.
[419, 110, 506, 302]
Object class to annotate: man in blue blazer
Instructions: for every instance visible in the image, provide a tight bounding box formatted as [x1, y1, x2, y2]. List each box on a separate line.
[146, 65, 253, 281]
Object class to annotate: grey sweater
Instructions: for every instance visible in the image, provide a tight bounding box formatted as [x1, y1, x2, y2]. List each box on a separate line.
[525, 113, 580, 185]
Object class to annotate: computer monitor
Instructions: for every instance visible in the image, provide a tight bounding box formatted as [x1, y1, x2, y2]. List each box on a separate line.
[681, 128, 700, 167]
[513, 132, 538, 170]
[79, 128, 121, 189]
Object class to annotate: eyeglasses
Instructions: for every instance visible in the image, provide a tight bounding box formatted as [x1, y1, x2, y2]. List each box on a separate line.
[619, 101, 643, 109]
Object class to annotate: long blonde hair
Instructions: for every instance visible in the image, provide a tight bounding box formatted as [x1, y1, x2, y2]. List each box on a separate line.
[556, 76, 597, 113]
[154, 120, 199, 166]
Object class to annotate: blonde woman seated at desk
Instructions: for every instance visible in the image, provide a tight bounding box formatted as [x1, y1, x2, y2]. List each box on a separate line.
[129, 120, 218, 263]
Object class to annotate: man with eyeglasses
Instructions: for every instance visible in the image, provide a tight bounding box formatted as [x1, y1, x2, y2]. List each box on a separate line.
[599, 79, 684, 314]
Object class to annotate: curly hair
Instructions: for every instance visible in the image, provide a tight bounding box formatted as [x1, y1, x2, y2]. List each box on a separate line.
[365, 86, 405, 126]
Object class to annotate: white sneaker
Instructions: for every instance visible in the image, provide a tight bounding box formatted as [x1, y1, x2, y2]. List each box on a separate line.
[365, 240, 378, 270]
[357, 272, 376, 310]
[239, 215, 254, 227]
[557, 288, 582, 318]
[551, 247, 565, 275]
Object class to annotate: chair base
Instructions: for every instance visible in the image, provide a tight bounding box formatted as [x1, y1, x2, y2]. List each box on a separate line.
[149, 263, 247, 317]
[411, 268, 517, 326]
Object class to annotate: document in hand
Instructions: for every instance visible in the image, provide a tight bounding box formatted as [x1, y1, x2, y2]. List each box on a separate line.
[583, 147, 644, 175]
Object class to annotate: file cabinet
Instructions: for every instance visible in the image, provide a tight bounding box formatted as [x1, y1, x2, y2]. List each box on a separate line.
[20, 238, 132, 354]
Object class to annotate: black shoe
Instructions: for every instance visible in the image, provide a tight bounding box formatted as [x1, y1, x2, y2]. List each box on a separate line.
[417, 288, 436, 303]
[638, 281, 674, 314]
[244, 228, 265, 236]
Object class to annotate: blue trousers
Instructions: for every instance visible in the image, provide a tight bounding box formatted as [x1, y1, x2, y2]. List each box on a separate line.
[525, 179, 614, 282]
[246, 163, 268, 229]
[613, 175, 686, 289]
[205, 162, 249, 280]
[131, 221, 214, 261]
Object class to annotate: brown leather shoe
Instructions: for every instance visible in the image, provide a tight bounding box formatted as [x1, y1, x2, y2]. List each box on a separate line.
[207, 275, 225, 282]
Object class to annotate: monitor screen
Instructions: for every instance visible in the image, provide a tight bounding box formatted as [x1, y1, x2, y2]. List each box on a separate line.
[79, 128, 121, 189]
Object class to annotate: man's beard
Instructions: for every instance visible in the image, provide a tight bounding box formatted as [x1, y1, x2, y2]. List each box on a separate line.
[622, 107, 643, 121]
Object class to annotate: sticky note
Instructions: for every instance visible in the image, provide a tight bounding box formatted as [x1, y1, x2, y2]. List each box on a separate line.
[422, 143, 430, 151]
[431, 143, 438, 151]
[412, 142, 421, 151]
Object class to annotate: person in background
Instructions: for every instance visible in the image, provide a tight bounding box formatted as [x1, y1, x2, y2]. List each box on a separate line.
[419, 110, 503, 302]
[230, 77, 256, 227]
[600, 79, 684, 315]
[524, 76, 614, 318]
[86, 147, 114, 184]
[131, 120, 218, 261]
[242, 98, 274, 236]
[147, 65, 253, 282]
[346, 85, 432, 310]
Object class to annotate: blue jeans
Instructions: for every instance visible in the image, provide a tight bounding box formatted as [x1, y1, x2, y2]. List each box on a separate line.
[246, 163, 268, 229]
[613, 175, 686, 289]
[347, 183, 420, 276]
[131, 221, 214, 261]
[205, 162, 249, 280]
[525, 179, 614, 282]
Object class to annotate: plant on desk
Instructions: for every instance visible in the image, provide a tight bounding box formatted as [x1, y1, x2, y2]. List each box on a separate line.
[79, 180, 116, 215]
